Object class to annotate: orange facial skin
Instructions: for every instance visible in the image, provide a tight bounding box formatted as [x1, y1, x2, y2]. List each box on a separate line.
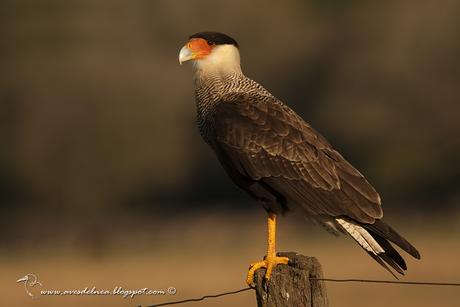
[187, 38, 213, 59]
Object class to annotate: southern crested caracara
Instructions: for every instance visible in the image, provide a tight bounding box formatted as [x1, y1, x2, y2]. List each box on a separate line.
[179, 32, 420, 286]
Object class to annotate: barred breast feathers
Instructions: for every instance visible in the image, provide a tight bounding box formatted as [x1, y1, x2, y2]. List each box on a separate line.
[194, 72, 274, 144]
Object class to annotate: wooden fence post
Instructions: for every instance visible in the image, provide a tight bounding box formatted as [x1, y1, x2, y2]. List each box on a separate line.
[254, 252, 328, 307]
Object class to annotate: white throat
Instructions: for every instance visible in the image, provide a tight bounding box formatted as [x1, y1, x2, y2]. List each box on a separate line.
[194, 44, 242, 77]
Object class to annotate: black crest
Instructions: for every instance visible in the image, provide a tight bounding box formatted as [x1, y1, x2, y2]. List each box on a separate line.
[189, 32, 239, 48]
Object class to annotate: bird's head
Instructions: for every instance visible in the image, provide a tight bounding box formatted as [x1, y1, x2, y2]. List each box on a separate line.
[179, 32, 241, 74]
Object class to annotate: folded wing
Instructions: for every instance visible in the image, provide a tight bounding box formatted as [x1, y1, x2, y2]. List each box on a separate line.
[212, 93, 382, 223]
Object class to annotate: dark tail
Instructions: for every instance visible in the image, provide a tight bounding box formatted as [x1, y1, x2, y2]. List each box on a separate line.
[336, 218, 421, 278]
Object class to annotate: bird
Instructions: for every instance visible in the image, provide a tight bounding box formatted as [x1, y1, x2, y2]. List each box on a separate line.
[178, 31, 420, 286]
[17, 273, 42, 298]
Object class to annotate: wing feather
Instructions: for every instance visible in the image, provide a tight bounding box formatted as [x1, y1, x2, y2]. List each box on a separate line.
[212, 93, 382, 223]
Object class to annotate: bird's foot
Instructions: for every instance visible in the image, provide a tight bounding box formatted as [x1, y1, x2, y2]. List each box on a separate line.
[246, 254, 289, 286]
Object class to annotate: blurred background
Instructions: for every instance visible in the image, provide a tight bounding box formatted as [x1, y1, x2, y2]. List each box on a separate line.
[1, 0, 459, 306]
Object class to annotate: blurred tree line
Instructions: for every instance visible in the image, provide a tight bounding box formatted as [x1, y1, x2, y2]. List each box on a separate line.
[0, 0, 459, 221]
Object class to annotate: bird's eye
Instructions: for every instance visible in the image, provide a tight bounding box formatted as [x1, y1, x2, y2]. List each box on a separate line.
[207, 41, 215, 46]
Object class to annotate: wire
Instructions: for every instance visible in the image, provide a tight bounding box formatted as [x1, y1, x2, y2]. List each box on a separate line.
[146, 287, 253, 307]
[311, 278, 460, 286]
[143, 278, 460, 307]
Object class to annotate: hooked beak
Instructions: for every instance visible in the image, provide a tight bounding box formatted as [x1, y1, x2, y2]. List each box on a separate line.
[179, 45, 194, 64]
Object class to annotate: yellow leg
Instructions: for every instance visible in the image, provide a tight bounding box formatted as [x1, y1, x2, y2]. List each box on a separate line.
[246, 213, 289, 286]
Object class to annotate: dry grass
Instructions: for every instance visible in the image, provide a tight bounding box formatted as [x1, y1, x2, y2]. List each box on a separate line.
[1, 211, 459, 307]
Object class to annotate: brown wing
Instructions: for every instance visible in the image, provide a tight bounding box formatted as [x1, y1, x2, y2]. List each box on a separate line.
[211, 93, 382, 223]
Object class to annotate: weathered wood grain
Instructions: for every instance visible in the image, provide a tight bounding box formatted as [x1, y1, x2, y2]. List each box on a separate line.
[254, 252, 328, 307]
